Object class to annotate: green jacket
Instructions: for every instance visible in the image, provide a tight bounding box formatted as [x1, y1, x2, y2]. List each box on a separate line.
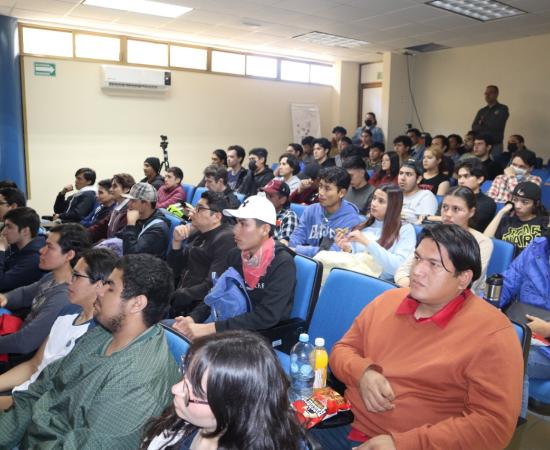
[0, 324, 179, 450]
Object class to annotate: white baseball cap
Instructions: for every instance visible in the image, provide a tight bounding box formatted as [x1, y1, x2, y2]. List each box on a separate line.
[223, 194, 276, 225]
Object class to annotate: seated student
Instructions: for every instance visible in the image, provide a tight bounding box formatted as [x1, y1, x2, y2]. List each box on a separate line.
[488, 149, 542, 203]
[119, 182, 170, 258]
[197, 150, 229, 188]
[343, 156, 374, 215]
[407, 128, 424, 162]
[226, 145, 248, 191]
[238, 148, 274, 197]
[141, 157, 164, 190]
[157, 166, 186, 209]
[289, 162, 321, 205]
[455, 158, 496, 231]
[472, 133, 503, 181]
[313, 138, 336, 168]
[365, 142, 384, 172]
[398, 159, 438, 223]
[351, 112, 384, 145]
[288, 167, 363, 257]
[167, 192, 235, 317]
[173, 195, 296, 339]
[0, 254, 180, 449]
[358, 129, 373, 155]
[0, 207, 45, 293]
[80, 178, 115, 228]
[431, 134, 455, 177]
[0, 248, 117, 411]
[88, 173, 135, 243]
[369, 151, 399, 188]
[0, 224, 91, 363]
[418, 145, 450, 195]
[497, 134, 529, 168]
[203, 165, 240, 210]
[396, 187, 493, 295]
[446, 133, 464, 163]
[311, 224, 523, 450]
[140, 331, 309, 450]
[336, 185, 415, 282]
[484, 181, 548, 254]
[275, 153, 301, 194]
[335, 137, 354, 166]
[261, 179, 299, 242]
[53, 167, 96, 222]
[274, 144, 306, 175]
[301, 135, 316, 165]
[331, 126, 347, 153]
[393, 135, 413, 164]
[0, 187, 26, 224]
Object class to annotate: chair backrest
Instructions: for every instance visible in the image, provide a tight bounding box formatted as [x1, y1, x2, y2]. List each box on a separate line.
[235, 192, 245, 204]
[495, 202, 506, 213]
[414, 225, 423, 238]
[290, 203, 306, 219]
[436, 195, 443, 206]
[542, 181, 550, 210]
[162, 211, 183, 253]
[511, 321, 531, 373]
[182, 183, 195, 204]
[480, 180, 492, 194]
[0, 308, 12, 316]
[291, 254, 323, 325]
[308, 268, 396, 354]
[487, 238, 515, 276]
[161, 323, 191, 366]
[191, 187, 208, 206]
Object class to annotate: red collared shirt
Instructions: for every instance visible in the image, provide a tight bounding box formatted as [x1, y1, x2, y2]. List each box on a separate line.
[395, 289, 472, 329]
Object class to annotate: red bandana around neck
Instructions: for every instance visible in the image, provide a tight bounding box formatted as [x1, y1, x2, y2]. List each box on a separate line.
[241, 238, 276, 289]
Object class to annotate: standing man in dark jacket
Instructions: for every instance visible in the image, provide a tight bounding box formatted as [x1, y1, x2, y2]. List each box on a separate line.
[173, 195, 296, 340]
[53, 168, 96, 222]
[0, 224, 90, 364]
[119, 183, 170, 258]
[167, 191, 235, 317]
[472, 85, 509, 160]
[141, 157, 164, 190]
[238, 148, 274, 197]
[0, 207, 45, 293]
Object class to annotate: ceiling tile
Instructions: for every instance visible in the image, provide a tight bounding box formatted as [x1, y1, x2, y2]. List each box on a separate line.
[275, 0, 337, 14]
[67, 4, 124, 21]
[0, 0, 15, 7]
[114, 11, 175, 28]
[0, 5, 11, 13]
[14, 0, 75, 15]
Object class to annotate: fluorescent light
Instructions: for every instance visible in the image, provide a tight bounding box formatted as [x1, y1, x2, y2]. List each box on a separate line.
[426, 0, 525, 22]
[83, 0, 192, 18]
[293, 31, 369, 49]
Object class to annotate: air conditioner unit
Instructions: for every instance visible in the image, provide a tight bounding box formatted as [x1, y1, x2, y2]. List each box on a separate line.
[101, 65, 171, 91]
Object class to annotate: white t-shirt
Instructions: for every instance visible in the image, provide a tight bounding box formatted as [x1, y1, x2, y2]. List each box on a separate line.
[402, 189, 438, 222]
[13, 305, 93, 392]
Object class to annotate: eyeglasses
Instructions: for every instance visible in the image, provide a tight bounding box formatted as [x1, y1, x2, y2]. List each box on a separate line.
[179, 362, 209, 406]
[194, 205, 215, 214]
[71, 270, 92, 281]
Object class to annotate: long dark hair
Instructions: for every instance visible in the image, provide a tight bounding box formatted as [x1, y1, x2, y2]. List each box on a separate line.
[373, 151, 399, 183]
[140, 331, 308, 450]
[442, 186, 477, 227]
[358, 184, 403, 249]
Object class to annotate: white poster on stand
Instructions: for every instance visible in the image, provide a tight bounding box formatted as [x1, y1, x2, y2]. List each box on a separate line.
[291, 103, 321, 143]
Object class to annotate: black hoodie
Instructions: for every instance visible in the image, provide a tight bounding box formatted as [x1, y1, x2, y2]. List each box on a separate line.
[119, 209, 170, 259]
[0, 235, 46, 293]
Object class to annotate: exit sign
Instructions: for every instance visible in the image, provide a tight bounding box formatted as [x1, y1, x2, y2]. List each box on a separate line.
[34, 62, 56, 77]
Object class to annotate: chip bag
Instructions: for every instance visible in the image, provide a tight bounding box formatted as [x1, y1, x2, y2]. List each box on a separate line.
[292, 387, 351, 429]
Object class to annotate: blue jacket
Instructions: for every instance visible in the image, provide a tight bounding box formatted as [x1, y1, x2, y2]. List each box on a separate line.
[289, 200, 363, 257]
[499, 237, 550, 310]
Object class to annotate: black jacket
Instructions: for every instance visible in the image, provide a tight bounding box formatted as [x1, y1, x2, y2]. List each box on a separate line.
[223, 187, 241, 210]
[238, 167, 274, 197]
[168, 223, 236, 316]
[119, 209, 170, 258]
[141, 174, 164, 190]
[191, 243, 296, 332]
[54, 189, 96, 222]
[0, 236, 46, 293]
[228, 167, 248, 191]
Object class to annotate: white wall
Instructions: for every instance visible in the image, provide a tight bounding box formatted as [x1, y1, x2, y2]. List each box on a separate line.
[409, 33, 550, 160]
[23, 56, 333, 214]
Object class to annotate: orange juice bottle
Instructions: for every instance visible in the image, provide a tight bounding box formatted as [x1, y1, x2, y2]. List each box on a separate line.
[312, 337, 328, 390]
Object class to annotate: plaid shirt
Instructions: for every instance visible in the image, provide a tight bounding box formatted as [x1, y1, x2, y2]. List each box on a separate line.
[275, 207, 299, 241]
[487, 174, 542, 203]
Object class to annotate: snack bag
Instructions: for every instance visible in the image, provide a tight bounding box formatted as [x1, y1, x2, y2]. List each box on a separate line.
[292, 387, 351, 429]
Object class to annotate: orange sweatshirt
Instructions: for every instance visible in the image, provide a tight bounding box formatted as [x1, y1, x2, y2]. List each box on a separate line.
[330, 288, 523, 450]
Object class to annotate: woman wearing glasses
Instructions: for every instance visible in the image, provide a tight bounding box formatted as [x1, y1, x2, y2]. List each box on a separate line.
[140, 330, 310, 450]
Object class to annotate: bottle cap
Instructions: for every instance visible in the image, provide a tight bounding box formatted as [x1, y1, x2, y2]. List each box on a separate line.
[315, 337, 325, 347]
[299, 333, 310, 343]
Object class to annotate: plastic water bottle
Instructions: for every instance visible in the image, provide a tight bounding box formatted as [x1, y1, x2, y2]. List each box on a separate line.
[312, 337, 328, 391]
[289, 333, 315, 401]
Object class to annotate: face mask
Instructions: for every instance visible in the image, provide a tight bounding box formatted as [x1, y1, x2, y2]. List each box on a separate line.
[248, 160, 257, 171]
[365, 119, 373, 127]
[513, 166, 527, 180]
[507, 143, 518, 153]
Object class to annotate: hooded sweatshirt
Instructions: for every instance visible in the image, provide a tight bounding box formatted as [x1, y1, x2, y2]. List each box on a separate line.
[119, 209, 170, 258]
[289, 200, 363, 257]
[0, 236, 46, 293]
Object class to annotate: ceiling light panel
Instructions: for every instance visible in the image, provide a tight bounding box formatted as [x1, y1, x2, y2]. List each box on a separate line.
[426, 0, 526, 22]
[293, 31, 369, 49]
[83, 0, 192, 19]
